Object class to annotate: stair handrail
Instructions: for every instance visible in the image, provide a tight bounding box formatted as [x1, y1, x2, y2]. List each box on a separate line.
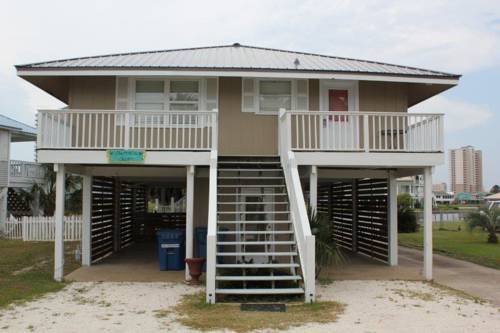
[206, 149, 218, 304]
[279, 109, 316, 303]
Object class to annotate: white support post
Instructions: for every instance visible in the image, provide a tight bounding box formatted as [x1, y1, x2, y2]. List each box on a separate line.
[309, 166, 317, 214]
[388, 170, 398, 266]
[185, 165, 195, 281]
[206, 150, 218, 304]
[81, 175, 92, 266]
[54, 163, 65, 281]
[0, 187, 7, 227]
[423, 167, 433, 280]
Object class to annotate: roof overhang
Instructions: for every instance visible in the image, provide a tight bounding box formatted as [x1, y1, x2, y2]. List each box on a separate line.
[16, 68, 460, 85]
[0, 126, 36, 142]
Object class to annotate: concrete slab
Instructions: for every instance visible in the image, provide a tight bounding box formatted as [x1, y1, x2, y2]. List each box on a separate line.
[66, 242, 195, 283]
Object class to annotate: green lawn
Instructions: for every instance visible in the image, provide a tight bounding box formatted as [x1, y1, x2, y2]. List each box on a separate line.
[399, 222, 500, 270]
[0, 240, 80, 308]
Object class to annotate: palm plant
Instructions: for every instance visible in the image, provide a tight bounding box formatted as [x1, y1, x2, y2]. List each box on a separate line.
[307, 207, 345, 278]
[467, 205, 500, 244]
[18, 164, 82, 216]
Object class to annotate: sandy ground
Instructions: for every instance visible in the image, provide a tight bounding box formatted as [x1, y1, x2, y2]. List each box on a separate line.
[0, 281, 499, 333]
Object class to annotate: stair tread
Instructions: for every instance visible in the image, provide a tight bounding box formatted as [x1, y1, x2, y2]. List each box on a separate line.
[218, 202, 288, 205]
[216, 275, 302, 281]
[218, 184, 285, 187]
[217, 241, 295, 245]
[218, 230, 293, 235]
[215, 288, 304, 294]
[218, 168, 283, 172]
[217, 193, 288, 197]
[218, 176, 284, 179]
[218, 211, 289, 214]
[216, 263, 299, 268]
[217, 221, 291, 224]
[216, 252, 297, 256]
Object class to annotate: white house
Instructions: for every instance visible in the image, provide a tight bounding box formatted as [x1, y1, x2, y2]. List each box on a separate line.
[15, 43, 460, 303]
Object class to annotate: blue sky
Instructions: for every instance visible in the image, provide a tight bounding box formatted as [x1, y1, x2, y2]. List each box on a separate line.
[1, 0, 499, 189]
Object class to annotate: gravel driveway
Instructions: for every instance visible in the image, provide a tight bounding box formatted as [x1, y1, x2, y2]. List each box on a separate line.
[0, 281, 498, 332]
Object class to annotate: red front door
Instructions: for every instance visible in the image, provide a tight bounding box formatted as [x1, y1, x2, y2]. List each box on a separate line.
[328, 89, 348, 122]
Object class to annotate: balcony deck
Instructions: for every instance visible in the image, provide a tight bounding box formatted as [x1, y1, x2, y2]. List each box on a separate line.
[36, 109, 218, 165]
[9, 160, 45, 188]
[279, 110, 444, 168]
[36, 109, 444, 168]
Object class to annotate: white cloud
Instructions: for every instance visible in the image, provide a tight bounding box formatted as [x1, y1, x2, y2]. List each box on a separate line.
[410, 96, 494, 132]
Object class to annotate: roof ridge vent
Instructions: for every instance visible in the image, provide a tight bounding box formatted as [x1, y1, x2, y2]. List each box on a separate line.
[294, 58, 300, 68]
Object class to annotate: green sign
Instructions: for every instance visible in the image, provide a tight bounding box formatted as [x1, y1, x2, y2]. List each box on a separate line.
[107, 149, 145, 163]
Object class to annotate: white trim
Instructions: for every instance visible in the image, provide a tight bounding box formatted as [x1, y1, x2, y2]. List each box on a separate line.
[294, 152, 444, 167]
[319, 79, 359, 111]
[17, 69, 460, 85]
[37, 150, 211, 165]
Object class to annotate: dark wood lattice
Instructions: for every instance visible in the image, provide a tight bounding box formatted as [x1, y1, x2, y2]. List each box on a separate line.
[355, 179, 388, 262]
[91, 177, 115, 263]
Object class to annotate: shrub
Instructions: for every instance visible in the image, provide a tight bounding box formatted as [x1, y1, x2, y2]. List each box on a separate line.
[397, 193, 418, 233]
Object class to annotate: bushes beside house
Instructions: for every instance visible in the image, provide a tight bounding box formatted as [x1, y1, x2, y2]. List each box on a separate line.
[398, 193, 418, 233]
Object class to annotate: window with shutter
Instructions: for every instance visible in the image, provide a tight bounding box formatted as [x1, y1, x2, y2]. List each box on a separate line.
[115, 77, 129, 110]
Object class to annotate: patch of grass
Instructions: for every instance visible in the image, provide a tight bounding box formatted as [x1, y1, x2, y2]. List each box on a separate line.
[392, 288, 436, 302]
[428, 282, 486, 304]
[168, 292, 344, 332]
[0, 240, 80, 308]
[399, 222, 500, 269]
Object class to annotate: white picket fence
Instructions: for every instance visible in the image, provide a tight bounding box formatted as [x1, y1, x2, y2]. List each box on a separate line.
[1, 216, 82, 241]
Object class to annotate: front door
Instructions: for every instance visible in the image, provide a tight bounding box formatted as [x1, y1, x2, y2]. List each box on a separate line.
[321, 89, 358, 150]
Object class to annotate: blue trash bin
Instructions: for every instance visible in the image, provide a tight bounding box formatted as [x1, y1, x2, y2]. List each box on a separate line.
[195, 227, 207, 272]
[156, 229, 185, 271]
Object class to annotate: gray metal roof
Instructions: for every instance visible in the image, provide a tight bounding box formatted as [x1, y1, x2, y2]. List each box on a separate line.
[0, 114, 36, 142]
[16, 44, 459, 78]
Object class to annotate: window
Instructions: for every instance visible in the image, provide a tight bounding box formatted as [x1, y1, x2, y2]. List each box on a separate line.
[169, 81, 199, 111]
[259, 80, 291, 113]
[135, 80, 165, 110]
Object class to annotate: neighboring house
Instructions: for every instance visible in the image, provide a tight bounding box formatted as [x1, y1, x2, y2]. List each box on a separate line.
[433, 191, 454, 205]
[432, 182, 447, 192]
[396, 175, 424, 205]
[16, 43, 460, 303]
[0, 115, 45, 220]
[485, 193, 500, 208]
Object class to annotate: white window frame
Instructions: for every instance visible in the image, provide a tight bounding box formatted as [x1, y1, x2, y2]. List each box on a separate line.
[126, 77, 213, 128]
[241, 78, 306, 115]
[257, 79, 294, 115]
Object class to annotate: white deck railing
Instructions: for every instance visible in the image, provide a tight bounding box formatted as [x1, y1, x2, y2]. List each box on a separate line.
[283, 111, 444, 152]
[278, 110, 316, 303]
[9, 160, 45, 183]
[37, 109, 218, 151]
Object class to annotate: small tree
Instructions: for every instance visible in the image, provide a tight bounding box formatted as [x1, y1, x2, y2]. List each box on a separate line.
[489, 185, 500, 194]
[308, 208, 345, 278]
[397, 193, 418, 233]
[467, 205, 500, 244]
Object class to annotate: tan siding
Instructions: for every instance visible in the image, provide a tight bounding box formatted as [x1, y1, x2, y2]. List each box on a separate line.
[218, 77, 277, 155]
[308, 79, 320, 110]
[68, 77, 116, 109]
[359, 81, 408, 112]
